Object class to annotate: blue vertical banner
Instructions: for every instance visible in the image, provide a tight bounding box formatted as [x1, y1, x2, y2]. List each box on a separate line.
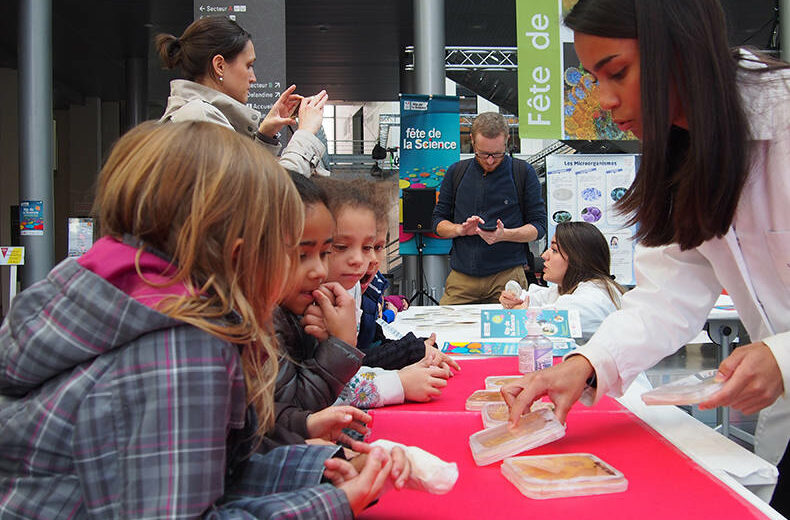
[399, 94, 460, 255]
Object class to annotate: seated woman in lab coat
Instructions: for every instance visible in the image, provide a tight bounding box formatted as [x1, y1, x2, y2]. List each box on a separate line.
[499, 221, 625, 344]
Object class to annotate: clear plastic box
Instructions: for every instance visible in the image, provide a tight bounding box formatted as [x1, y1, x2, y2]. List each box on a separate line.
[484, 375, 523, 390]
[641, 369, 723, 405]
[465, 389, 506, 411]
[481, 401, 556, 428]
[481, 402, 511, 428]
[468, 408, 566, 466]
[501, 453, 628, 499]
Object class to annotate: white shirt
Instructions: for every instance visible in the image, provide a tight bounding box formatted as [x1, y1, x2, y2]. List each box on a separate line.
[574, 60, 790, 464]
[526, 281, 619, 344]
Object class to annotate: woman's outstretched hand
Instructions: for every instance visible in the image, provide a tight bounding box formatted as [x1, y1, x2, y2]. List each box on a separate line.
[501, 355, 594, 425]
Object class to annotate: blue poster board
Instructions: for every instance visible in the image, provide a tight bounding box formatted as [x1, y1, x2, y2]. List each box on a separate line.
[398, 94, 460, 255]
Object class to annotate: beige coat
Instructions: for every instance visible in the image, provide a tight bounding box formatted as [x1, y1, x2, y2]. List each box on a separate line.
[160, 79, 329, 176]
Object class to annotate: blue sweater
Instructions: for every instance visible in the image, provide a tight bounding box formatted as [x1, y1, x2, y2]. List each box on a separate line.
[431, 155, 546, 277]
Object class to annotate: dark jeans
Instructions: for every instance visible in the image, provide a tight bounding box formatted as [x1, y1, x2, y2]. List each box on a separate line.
[770, 440, 790, 517]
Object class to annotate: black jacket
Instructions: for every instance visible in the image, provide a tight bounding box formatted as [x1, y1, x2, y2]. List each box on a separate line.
[262, 307, 364, 450]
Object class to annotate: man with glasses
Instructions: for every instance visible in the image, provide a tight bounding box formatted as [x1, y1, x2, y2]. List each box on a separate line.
[432, 112, 547, 304]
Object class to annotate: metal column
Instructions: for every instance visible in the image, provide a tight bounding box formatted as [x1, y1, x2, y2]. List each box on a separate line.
[126, 57, 148, 130]
[414, 0, 445, 95]
[781, 0, 790, 62]
[411, 0, 450, 303]
[18, 0, 55, 288]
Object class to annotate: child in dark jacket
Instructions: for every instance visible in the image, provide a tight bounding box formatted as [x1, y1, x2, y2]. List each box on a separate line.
[265, 173, 370, 449]
[267, 174, 452, 452]
[353, 181, 459, 372]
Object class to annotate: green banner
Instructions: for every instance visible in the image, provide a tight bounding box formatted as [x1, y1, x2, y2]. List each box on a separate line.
[516, 0, 562, 139]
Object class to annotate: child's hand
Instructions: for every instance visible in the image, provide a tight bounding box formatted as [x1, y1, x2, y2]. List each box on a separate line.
[398, 362, 449, 402]
[423, 333, 461, 374]
[355, 445, 411, 490]
[302, 304, 329, 341]
[306, 405, 372, 444]
[328, 447, 392, 515]
[312, 282, 357, 346]
[342, 444, 411, 491]
[499, 290, 528, 309]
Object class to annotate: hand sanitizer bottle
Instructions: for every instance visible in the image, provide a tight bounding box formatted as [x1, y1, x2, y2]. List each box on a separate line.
[518, 310, 554, 374]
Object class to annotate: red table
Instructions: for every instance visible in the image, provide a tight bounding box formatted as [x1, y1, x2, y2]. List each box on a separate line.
[359, 358, 768, 519]
[384, 356, 624, 413]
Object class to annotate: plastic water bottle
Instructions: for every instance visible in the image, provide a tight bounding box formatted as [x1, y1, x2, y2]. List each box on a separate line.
[518, 311, 554, 374]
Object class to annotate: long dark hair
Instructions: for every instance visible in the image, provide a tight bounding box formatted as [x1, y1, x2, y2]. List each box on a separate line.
[565, 0, 750, 250]
[156, 16, 252, 82]
[555, 222, 625, 306]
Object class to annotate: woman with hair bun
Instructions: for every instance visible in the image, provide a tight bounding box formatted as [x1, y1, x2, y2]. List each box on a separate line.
[156, 16, 330, 176]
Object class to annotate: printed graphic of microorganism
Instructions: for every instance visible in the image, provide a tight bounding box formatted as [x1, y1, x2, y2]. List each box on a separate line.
[581, 206, 602, 223]
[553, 188, 574, 201]
[610, 187, 628, 201]
[581, 187, 602, 201]
[563, 65, 637, 141]
[553, 210, 572, 223]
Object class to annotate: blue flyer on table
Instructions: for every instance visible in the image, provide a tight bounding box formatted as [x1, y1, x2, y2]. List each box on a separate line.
[441, 338, 577, 356]
[480, 309, 581, 339]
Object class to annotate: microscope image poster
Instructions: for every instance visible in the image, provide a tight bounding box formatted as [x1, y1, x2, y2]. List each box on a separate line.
[545, 154, 638, 286]
[398, 94, 460, 255]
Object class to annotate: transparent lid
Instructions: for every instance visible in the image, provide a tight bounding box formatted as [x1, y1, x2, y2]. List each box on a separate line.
[482, 400, 557, 429]
[484, 375, 523, 390]
[481, 402, 510, 428]
[641, 369, 723, 405]
[505, 279, 523, 296]
[501, 453, 628, 499]
[469, 408, 566, 466]
[465, 389, 506, 411]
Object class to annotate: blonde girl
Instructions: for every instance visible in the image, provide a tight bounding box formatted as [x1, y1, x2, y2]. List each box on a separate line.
[0, 121, 392, 519]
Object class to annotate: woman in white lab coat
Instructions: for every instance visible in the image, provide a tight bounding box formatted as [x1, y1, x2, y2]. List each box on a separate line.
[502, 1, 790, 514]
[499, 221, 625, 344]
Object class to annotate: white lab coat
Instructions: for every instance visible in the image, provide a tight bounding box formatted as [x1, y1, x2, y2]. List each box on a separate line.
[526, 281, 620, 344]
[574, 58, 790, 465]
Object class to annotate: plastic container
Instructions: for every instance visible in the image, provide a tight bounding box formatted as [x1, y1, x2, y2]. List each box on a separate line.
[518, 310, 554, 374]
[481, 401, 556, 429]
[465, 389, 505, 411]
[505, 279, 528, 301]
[641, 369, 723, 405]
[468, 408, 566, 466]
[484, 375, 522, 390]
[501, 453, 628, 499]
[481, 402, 511, 428]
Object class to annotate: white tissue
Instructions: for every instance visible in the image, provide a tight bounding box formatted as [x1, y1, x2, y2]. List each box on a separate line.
[370, 439, 459, 494]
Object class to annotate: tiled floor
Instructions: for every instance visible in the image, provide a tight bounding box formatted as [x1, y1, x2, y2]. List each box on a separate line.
[643, 341, 758, 450]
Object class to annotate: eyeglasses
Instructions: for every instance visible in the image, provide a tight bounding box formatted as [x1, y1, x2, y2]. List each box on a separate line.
[474, 151, 507, 159]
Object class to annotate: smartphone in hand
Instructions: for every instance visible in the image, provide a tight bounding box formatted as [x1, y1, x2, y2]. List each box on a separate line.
[477, 220, 497, 232]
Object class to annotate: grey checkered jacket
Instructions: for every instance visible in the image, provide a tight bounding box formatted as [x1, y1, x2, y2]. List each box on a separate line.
[0, 258, 352, 519]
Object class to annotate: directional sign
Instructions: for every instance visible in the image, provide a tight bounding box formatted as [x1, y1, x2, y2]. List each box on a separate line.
[194, 1, 286, 114]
